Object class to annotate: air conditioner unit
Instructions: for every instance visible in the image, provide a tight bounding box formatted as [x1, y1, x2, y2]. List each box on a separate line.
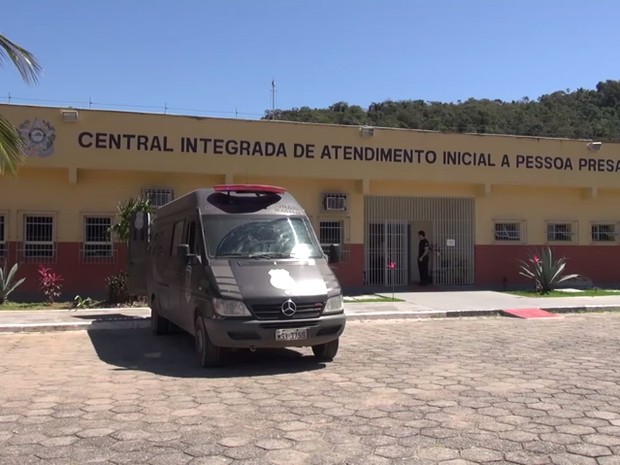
[323, 193, 347, 211]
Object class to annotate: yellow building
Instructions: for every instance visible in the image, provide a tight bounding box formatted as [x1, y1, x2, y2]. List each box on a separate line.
[1, 103, 619, 299]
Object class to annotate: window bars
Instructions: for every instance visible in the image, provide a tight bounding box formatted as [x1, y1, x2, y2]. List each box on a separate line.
[22, 215, 55, 262]
[493, 221, 523, 242]
[141, 188, 174, 208]
[319, 219, 349, 262]
[82, 216, 115, 263]
[546, 222, 577, 243]
[591, 223, 618, 243]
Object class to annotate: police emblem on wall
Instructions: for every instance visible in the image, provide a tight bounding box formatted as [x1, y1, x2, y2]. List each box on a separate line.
[18, 118, 56, 157]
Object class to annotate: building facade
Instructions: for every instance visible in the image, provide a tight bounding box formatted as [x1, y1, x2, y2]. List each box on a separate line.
[1, 103, 619, 299]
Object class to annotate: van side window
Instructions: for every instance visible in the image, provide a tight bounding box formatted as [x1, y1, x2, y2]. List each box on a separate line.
[171, 220, 185, 256]
[186, 220, 197, 254]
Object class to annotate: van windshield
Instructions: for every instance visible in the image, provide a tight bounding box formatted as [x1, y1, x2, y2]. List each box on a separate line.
[203, 215, 324, 260]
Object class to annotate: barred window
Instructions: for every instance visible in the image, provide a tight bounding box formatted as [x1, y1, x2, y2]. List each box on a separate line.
[592, 223, 617, 243]
[494, 222, 521, 242]
[142, 188, 174, 207]
[0, 214, 5, 258]
[319, 220, 344, 258]
[84, 216, 113, 257]
[24, 215, 54, 258]
[319, 220, 342, 244]
[546, 222, 575, 242]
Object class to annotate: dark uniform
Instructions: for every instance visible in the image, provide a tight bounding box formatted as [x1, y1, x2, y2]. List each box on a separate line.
[417, 234, 430, 286]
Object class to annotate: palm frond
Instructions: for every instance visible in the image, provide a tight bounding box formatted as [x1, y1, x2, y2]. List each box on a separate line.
[0, 34, 41, 176]
[109, 197, 152, 242]
[0, 34, 42, 84]
[0, 113, 25, 175]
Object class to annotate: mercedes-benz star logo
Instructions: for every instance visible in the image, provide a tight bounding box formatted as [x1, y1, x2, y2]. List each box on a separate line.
[281, 299, 297, 317]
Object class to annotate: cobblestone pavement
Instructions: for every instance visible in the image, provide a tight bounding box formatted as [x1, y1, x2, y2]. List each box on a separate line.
[2, 314, 620, 465]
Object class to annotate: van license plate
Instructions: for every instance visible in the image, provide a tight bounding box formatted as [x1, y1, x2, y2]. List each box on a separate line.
[275, 328, 308, 341]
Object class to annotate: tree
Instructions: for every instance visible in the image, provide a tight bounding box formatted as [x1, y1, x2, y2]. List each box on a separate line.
[0, 34, 42, 175]
[265, 80, 620, 142]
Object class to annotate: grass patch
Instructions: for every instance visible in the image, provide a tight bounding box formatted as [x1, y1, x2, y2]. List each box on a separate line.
[556, 307, 620, 314]
[0, 301, 74, 310]
[0, 293, 148, 310]
[507, 289, 620, 297]
[0, 299, 128, 311]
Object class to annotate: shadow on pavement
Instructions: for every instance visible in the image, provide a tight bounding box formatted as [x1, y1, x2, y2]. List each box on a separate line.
[87, 328, 327, 378]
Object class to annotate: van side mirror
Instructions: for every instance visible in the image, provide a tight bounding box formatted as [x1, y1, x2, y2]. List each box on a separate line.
[177, 243, 190, 261]
[177, 243, 201, 266]
[328, 244, 341, 264]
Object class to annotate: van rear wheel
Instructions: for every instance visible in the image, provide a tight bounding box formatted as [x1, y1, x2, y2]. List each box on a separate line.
[195, 316, 223, 368]
[312, 338, 339, 361]
[151, 306, 170, 335]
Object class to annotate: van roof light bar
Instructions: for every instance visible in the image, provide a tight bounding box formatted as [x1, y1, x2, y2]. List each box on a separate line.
[213, 184, 286, 195]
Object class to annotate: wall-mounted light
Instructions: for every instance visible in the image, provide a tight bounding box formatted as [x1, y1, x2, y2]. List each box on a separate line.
[359, 126, 374, 137]
[587, 141, 602, 152]
[61, 109, 79, 122]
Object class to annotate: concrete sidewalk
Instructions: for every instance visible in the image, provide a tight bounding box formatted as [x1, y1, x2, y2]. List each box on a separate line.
[1, 290, 620, 333]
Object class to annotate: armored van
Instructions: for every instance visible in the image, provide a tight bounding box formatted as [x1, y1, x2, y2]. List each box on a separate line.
[127, 184, 346, 367]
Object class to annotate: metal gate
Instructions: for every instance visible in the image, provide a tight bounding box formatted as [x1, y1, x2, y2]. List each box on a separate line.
[364, 196, 475, 287]
[366, 222, 409, 287]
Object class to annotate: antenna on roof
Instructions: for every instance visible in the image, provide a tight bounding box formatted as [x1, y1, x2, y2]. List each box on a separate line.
[270, 79, 276, 120]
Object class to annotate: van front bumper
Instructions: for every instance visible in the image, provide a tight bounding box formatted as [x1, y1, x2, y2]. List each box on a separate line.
[204, 313, 346, 348]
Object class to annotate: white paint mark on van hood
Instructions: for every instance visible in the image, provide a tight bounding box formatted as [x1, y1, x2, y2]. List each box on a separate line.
[212, 260, 339, 300]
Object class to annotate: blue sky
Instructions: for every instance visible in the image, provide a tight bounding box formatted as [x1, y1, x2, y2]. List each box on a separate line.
[2, 1, 619, 120]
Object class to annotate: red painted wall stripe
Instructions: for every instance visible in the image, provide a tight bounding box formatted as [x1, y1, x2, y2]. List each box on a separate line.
[475, 245, 620, 288]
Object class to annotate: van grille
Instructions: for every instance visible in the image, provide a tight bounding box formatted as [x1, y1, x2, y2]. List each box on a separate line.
[250, 301, 325, 320]
[260, 322, 320, 329]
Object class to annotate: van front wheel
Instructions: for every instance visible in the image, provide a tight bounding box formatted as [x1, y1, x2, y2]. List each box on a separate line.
[195, 316, 222, 368]
[312, 338, 339, 361]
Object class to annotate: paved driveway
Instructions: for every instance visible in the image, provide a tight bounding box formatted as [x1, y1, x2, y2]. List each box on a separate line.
[1, 314, 620, 464]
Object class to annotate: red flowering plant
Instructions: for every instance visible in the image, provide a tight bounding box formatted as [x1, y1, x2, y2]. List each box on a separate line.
[387, 260, 397, 300]
[37, 264, 64, 303]
[518, 246, 579, 294]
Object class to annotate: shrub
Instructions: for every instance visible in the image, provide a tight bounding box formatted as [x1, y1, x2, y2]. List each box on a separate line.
[73, 295, 95, 309]
[518, 246, 580, 294]
[109, 197, 152, 242]
[0, 262, 26, 304]
[37, 264, 64, 303]
[106, 271, 129, 305]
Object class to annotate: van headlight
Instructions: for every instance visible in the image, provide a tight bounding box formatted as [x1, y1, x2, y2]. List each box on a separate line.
[323, 295, 344, 314]
[213, 298, 251, 317]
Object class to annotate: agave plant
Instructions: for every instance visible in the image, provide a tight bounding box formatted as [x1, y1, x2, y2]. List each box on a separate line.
[518, 246, 579, 294]
[0, 262, 26, 304]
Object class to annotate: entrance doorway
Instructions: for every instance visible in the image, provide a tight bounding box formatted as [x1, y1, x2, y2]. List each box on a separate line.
[365, 222, 408, 287]
[364, 196, 474, 287]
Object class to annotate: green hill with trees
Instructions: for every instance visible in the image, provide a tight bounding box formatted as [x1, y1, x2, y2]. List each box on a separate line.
[264, 80, 620, 142]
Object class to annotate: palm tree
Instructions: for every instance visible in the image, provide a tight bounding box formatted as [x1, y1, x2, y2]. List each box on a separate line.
[0, 34, 42, 175]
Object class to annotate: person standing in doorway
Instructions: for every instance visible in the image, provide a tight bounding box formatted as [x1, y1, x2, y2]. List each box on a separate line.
[417, 230, 431, 286]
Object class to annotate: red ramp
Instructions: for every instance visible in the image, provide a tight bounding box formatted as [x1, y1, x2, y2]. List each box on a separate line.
[502, 308, 560, 319]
